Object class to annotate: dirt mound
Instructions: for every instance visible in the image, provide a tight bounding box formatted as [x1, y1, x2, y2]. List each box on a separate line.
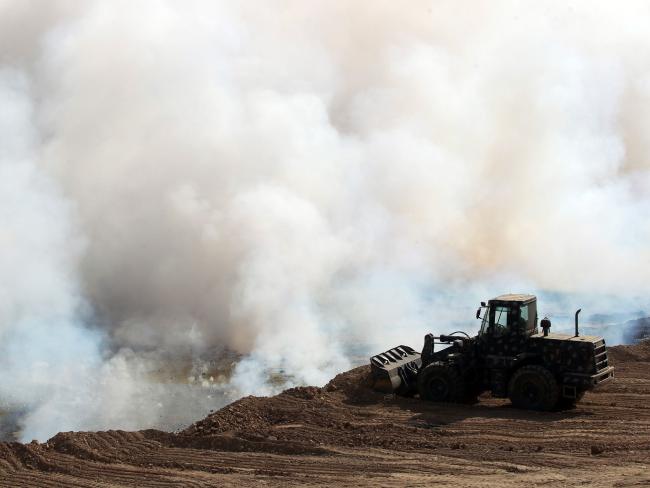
[181, 366, 377, 440]
[180, 372, 423, 452]
[2, 343, 650, 487]
[178, 365, 430, 453]
[608, 338, 650, 363]
[322, 365, 383, 402]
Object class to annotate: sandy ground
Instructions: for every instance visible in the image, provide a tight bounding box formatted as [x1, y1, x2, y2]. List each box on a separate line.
[1, 342, 649, 487]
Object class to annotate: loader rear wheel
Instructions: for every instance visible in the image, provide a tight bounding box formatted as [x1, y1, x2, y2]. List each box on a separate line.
[508, 365, 559, 411]
[417, 363, 466, 403]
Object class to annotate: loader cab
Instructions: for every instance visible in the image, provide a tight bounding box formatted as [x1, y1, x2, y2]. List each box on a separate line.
[478, 294, 538, 339]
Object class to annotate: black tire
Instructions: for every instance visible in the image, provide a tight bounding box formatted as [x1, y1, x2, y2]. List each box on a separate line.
[557, 391, 585, 409]
[417, 363, 467, 403]
[508, 365, 559, 411]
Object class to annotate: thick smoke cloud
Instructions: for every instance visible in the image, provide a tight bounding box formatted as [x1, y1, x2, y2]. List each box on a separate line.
[0, 0, 649, 440]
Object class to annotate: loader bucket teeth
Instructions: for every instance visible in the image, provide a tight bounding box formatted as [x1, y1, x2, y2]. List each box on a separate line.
[370, 345, 422, 396]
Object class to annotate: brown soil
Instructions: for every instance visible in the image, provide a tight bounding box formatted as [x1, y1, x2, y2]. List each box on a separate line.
[2, 343, 650, 487]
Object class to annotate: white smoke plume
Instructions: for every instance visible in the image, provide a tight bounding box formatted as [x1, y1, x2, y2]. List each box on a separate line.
[1, 0, 649, 440]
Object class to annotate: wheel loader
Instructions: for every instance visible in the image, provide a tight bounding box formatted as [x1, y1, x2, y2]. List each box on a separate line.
[370, 294, 614, 410]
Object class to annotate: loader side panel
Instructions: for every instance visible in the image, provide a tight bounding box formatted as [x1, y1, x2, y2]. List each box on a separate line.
[528, 334, 614, 389]
[536, 340, 595, 374]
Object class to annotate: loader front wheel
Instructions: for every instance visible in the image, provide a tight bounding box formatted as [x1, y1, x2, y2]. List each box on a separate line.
[508, 365, 559, 411]
[417, 363, 466, 403]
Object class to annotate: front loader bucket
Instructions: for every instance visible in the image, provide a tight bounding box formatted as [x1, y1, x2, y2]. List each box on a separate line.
[370, 345, 422, 396]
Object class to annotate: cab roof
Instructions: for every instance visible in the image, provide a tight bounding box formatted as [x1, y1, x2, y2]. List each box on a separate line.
[490, 294, 536, 304]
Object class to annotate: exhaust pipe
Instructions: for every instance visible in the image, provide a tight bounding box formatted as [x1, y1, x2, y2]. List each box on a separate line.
[575, 308, 581, 337]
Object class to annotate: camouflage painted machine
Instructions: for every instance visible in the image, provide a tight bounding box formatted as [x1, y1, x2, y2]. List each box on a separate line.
[370, 294, 614, 410]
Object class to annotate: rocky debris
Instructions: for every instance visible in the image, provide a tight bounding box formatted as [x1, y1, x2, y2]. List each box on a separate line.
[590, 445, 605, 455]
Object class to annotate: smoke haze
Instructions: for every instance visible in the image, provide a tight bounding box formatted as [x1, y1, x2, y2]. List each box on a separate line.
[0, 0, 649, 441]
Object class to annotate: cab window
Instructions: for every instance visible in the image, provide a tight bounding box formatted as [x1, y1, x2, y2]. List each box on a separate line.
[527, 301, 538, 332]
[515, 304, 532, 332]
[493, 306, 509, 335]
[520, 304, 528, 322]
